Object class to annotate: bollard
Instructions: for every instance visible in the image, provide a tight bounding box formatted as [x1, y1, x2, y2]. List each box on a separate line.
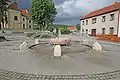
[54, 45, 61, 57]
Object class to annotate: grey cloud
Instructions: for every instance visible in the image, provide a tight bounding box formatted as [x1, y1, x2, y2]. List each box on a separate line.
[18, 0, 120, 25]
[55, 0, 120, 25]
[53, 0, 69, 5]
[54, 16, 81, 22]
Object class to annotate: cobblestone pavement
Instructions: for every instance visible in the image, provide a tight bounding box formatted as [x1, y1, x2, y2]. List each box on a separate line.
[0, 69, 120, 80]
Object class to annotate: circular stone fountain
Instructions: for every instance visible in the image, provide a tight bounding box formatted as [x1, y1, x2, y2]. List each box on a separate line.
[0, 31, 120, 78]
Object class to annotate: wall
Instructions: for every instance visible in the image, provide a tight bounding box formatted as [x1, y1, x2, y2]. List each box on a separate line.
[8, 9, 21, 29]
[21, 15, 27, 29]
[118, 10, 120, 37]
[81, 10, 119, 35]
[27, 18, 33, 29]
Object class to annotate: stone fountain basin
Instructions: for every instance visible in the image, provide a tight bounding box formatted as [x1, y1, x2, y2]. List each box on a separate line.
[50, 38, 71, 45]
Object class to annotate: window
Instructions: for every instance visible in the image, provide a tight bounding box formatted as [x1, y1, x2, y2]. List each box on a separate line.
[110, 14, 114, 21]
[82, 29, 84, 33]
[102, 16, 106, 22]
[82, 21, 84, 26]
[23, 18, 25, 21]
[14, 16, 18, 21]
[110, 27, 114, 34]
[86, 20, 88, 25]
[29, 26, 31, 28]
[92, 18, 97, 24]
[23, 24, 25, 29]
[29, 20, 31, 23]
[102, 28, 105, 34]
[86, 29, 88, 34]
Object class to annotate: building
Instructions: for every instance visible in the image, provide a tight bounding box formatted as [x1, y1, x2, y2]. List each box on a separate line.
[67, 26, 77, 32]
[80, 2, 120, 38]
[0, 2, 33, 29]
[21, 9, 33, 29]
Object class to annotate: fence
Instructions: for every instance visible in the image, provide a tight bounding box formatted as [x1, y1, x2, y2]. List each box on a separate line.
[0, 69, 120, 80]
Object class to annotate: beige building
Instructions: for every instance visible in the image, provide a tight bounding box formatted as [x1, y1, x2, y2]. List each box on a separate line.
[1, 2, 33, 29]
[80, 2, 120, 37]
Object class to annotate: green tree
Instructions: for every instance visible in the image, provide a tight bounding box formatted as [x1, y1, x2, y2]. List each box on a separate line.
[76, 24, 81, 30]
[47, 24, 54, 32]
[0, 0, 10, 29]
[31, 0, 57, 30]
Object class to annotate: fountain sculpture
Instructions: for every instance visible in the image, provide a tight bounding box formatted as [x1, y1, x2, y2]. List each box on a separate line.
[20, 30, 102, 57]
[20, 41, 28, 50]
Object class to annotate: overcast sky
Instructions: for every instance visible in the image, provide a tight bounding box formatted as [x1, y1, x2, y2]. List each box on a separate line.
[18, 0, 120, 25]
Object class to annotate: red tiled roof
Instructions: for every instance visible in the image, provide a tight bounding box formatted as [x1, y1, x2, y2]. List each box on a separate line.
[21, 9, 29, 17]
[8, 2, 30, 17]
[68, 26, 77, 30]
[81, 2, 120, 20]
[9, 2, 20, 11]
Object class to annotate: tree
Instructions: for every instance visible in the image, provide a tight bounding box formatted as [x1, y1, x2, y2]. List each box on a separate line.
[76, 24, 81, 30]
[30, 0, 57, 30]
[0, 0, 10, 29]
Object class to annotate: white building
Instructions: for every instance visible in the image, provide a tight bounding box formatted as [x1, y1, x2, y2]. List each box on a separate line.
[80, 2, 120, 37]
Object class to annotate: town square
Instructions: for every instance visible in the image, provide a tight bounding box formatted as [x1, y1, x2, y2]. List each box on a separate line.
[0, 0, 120, 80]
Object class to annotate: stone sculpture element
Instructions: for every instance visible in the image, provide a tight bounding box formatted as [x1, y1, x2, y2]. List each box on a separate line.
[50, 38, 70, 45]
[93, 41, 102, 51]
[54, 45, 61, 57]
[20, 42, 28, 50]
[35, 39, 39, 44]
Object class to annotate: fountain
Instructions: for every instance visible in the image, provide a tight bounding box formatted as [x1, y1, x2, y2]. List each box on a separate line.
[27, 31, 96, 58]
[21, 30, 102, 57]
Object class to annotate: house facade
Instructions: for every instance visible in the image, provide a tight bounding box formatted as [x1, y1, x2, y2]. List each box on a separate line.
[0, 2, 33, 29]
[68, 26, 77, 32]
[80, 2, 120, 37]
[21, 9, 33, 29]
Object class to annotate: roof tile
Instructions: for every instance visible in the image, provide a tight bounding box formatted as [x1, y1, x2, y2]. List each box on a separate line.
[9, 2, 20, 11]
[81, 2, 120, 20]
[21, 9, 29, 17]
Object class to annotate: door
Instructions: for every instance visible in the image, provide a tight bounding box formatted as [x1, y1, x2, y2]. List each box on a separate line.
[91, 29, 96, 36]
